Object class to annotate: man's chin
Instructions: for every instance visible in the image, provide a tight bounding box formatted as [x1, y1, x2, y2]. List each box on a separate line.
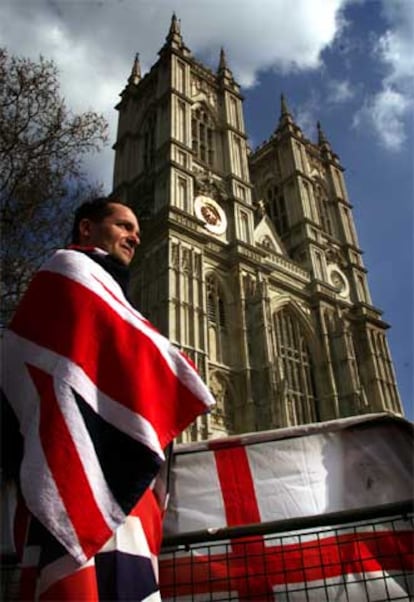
[120, 248, 134, 265]
[111, 252, 132, 267]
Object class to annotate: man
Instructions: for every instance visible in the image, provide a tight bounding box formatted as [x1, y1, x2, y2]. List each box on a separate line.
[71, 197, 140, 269]
[2, 196, 214, 600]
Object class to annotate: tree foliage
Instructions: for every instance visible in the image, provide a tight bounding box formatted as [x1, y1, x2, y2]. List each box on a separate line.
[0, 48, 108, 323]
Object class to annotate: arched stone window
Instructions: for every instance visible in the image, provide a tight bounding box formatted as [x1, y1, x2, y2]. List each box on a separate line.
[207, 275, 225, 328]
[209, 372, 234, 435]
[266, 185, 288, 236]
[143, 111, 156, 169]
[314, 182, 334, 236]
[192, 106, 215, 167]
[206, 274, 228, 363]
[273, 306, 318, 425]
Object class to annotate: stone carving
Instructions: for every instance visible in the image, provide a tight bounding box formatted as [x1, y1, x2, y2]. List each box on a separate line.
[191, 76, 217, 107]
[243, 273, 257, 297]
[193, 169, 229, 201]
[260, 235, 275, 251]
[171, 243, 179, 268]
[326, 247, 347, 268]
[181, 248, 191, 274]
[210, 373, 225, 414]
[254, 199, 267, 217]
[201, 203, 221, 226]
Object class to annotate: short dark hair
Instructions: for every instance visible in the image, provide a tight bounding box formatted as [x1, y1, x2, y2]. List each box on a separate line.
[71, 196, 125, 244]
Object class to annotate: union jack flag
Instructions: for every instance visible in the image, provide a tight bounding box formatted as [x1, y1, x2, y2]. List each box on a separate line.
[2, 248, 215, 599]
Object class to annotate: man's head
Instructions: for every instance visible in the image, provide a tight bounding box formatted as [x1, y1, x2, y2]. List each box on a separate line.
[72, 197, 140, 266]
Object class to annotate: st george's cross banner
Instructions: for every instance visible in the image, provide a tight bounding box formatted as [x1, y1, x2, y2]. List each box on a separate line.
[159, 414, 414, 601]
[2, 248, 215, 599]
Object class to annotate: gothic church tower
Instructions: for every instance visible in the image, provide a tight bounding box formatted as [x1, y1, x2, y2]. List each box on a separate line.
[113, 17, 402, 441]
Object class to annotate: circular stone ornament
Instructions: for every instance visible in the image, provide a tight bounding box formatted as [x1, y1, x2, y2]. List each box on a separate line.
[327, 263, 350, 298]
[194, 196, 227, 235]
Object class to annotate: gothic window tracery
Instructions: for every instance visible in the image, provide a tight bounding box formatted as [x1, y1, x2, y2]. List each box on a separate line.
[314, 182, 334, 236]
[192, 106, 215, 167]
[369, 330, 399, 412]
[273, 307, 318, 425]
[143, 112, 156, 169]
[209, 373, 234, 434]
[266, 186, 288, 236]
[206, 274, 228, 363]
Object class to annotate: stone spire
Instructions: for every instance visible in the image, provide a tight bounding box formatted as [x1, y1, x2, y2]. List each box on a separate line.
[128, 53, 141, 85]
[164, 12, 184, 49]
[169, 12, 180, 35]
[217, 46, 234, 82]
[317, 121, 329, 145]
[277, 93, 296, 131]
[317, 121, 333, 156]
[218, 47, 228, 71]
[280, 93, 291, 117]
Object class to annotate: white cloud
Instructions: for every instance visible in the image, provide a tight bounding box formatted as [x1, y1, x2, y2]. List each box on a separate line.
[294, 92, 320, 140]
[287, 78, 354, 144]
[352, 0, 413, 151]
[353, 87, 409, 151]
[295, 107, 316, 139]
[0, 0, 350, 188]
[327, 79, 355, 103]
[184, 0, 348, 86]
[379, 0, 414, 87]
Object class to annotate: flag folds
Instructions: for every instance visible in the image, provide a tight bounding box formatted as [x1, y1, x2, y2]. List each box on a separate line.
[3, 248, 215, 567]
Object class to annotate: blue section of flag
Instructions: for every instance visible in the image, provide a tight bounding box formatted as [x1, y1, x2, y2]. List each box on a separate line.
[73, 389, 162, 515]
[95, 551, 159, 601]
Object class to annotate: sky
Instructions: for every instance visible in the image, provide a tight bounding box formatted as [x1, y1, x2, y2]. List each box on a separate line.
[1, 0, 412, 419]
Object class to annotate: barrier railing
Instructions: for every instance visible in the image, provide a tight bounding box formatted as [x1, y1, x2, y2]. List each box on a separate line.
[2, 501, 412, 601]
[159, 500, 414, 601]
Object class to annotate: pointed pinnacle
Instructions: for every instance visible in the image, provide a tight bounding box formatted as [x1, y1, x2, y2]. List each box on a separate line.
[219, 47, 227, 71]
[218, 46, 234, 80]
[281, 93, 290, 117]
[128, 52, 141, 85]
[317, 121, 329, 146]
[169, 12, 180, 35]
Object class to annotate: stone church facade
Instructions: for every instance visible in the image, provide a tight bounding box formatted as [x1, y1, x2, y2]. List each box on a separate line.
[112, 16, 402, 441]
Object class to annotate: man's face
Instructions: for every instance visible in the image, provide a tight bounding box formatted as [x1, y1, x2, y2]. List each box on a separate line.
[79, 203, 140, 266]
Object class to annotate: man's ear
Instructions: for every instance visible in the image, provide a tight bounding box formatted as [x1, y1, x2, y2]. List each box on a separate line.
[78, 218, 93, 243]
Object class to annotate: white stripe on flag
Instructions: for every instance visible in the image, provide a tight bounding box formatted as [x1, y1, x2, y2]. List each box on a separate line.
[44, 250, 215, 410]
[5, 330, 165, 457]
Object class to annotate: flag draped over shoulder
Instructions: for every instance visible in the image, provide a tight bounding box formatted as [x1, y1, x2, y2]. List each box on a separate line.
[3, 248, 215, 570]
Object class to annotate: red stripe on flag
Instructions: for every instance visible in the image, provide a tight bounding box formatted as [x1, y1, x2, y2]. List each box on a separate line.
[91, 274, 159, 333]
[213, 446, 273, 597]
[130, 489, 163, 556]
[28, 365, 112, 559]
[39, 565, 99, 601]
[195, 447, 414, 599]
[214, 446, 261, 526]
[12, 270, 206, 448]
[160, 530, 414, 598]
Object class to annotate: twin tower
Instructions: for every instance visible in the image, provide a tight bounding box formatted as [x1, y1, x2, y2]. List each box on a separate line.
[112, 16, 402, 441]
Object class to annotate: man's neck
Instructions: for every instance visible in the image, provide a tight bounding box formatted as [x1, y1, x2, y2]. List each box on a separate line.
[69, 246, 130, 296]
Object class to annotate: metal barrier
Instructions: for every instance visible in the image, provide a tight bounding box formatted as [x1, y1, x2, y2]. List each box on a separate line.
[159, 501, 414, 601]
[1, 554, 20, 602]
[1, 502, 412, 601]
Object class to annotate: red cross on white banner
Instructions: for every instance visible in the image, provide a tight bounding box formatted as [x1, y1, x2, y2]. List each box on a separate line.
[160, 444, 413, 600]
